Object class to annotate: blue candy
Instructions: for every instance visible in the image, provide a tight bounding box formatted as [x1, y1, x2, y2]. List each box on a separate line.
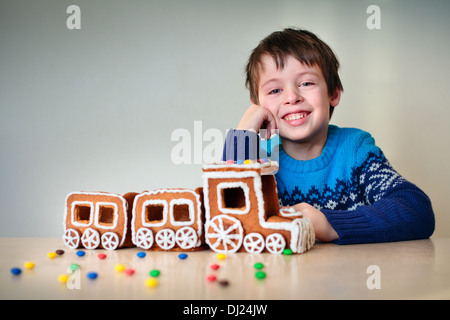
[137, 251, 146, 258]
[76, 250, 85, 257]
[178, 253, 188, 260]
[87, 272, 98, 279]
[11, 267, 21, 275]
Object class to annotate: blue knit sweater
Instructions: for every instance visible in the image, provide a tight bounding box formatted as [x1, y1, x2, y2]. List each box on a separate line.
[275, 125, 435, 244]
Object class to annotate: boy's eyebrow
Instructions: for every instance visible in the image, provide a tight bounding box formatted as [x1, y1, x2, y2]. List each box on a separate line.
[260, 71, 320, 88]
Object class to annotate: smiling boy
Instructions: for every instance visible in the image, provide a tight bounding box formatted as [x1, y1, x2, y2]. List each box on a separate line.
[235, 28, 434, 244]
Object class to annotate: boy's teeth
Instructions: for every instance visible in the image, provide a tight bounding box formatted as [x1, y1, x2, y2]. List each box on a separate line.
[284, 113, 308, 121]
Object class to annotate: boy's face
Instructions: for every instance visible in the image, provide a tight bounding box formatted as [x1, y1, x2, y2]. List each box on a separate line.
[257, 54, 340, 149]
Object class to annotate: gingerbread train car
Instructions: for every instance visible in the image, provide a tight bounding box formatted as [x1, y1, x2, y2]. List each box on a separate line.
[63, 130, 315, 254]
[131, 188, 206, 251]
[63, 191, 138, 250]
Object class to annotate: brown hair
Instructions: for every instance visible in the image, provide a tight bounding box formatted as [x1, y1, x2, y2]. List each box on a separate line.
[245, 28, 343, 117]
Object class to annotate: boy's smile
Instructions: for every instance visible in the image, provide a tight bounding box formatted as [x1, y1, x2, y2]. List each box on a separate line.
[257, 54, 341, 160]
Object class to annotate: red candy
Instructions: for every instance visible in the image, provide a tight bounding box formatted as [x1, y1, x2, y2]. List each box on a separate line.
[98, 253, 107, 259]
[206, 274, 217, 282]
[124, 268, 135, 276]
[210, 263, 220, 270]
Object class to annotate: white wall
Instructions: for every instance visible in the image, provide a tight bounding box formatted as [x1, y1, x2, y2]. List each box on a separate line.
[1, 0, 449, 237]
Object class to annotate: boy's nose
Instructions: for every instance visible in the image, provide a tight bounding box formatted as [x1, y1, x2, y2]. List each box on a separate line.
[283, 87, 302, 105]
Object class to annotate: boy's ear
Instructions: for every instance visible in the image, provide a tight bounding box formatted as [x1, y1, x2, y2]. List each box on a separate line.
[329, 88, 341, 107]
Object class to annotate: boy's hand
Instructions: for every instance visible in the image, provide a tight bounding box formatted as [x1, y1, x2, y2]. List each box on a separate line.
[291, 203, 339, 242]
[237, 104, 277, 140]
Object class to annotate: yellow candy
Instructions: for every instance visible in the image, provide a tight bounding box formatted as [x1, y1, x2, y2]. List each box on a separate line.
[244, 159, 253, 164]
[24, 261, 35, 269]
[115, 264, 126, 272]
[47, 252, 57, 259]
[58, 274, 69, 283]
[145, 277, 158, 288]
[216, 253, 226, 260]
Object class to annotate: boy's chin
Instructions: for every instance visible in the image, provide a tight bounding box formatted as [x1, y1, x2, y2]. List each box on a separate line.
[278, 126, 308, 141]
[279, 133, 310, 145]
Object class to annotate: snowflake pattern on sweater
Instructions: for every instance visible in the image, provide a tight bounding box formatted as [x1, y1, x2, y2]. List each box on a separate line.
[273, 125, 434, 244]
[278, 152, 407, 211]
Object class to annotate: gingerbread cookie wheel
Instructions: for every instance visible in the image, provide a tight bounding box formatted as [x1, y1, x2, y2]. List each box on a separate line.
[206, 215, 243, 253]
[243, 233, 265, 253]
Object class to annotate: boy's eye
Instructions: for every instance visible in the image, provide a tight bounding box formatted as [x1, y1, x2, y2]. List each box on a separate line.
[300, 82, 314, 87]
[269, 89, 282, 94]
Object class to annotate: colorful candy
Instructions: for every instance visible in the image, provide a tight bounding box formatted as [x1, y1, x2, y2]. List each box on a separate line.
[254, 262, 264, 270]
[47, 252, 57, 259]
[149, 269, 160, 277]
[137, 251, 146, 258]
[145, 277, 158, 288]
[206, 274, 217, 282]
[76, 250, 85, 257]
[58, 274, 69, 283]
[98, 253, 107, 259]
[283, 248, 293, 255]
[114, 264, 126, 272]
[70, 263, 80, 271]
[124, 268, 135, 276]
[24, 261, 35, 269]
[216, 253, 226, 260]
[10, 267, 21, 275]
[87, 272, 98, 279]
[178, 253, 188, 260]
[55, 249, 65, 255]
[209, 263, 220, 270]
[255, 271, 266, 279]
[218, 279, 229, 287]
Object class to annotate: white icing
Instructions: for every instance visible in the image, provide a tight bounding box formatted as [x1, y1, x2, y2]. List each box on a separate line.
[155, 228, 176, 250]
[135, 227, 153, 249]
[63, 228, 80, 249]
[71, 201, 94, 227]
[101, 232, 120, 250]
[64, 191, 129, 249]
[175, 227, 198, 249]
[81, 227, 100, 249]
[94, 202, 119, 230]
[170, 198, 195, 226]
[203, 166, 315, 254]
[202, 161, 278, 170]
[279, 207, 303, 218]
[265, 233, 286, 254]
[141, 199, 168, 227]
[216, 181, 250, 215]
[205, 215, 243, 253]
[243, 233, 265, 253]
[131, 189, 203, 249]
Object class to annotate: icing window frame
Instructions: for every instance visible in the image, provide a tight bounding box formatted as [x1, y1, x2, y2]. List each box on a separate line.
[71, 201, 94, 227]
[94, 202, 119, 230]
[217, 182, 250, 215]
[142, 199, 168, 227]
[170, 198, 195, 226]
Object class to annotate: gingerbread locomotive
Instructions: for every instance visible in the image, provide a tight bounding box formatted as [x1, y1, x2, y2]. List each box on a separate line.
[63, 130, 315, 254]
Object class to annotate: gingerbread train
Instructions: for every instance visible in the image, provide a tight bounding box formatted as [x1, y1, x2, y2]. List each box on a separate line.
[63, 130, 315, 254]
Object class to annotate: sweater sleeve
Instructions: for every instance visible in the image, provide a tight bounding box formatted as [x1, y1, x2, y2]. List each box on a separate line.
[323, 152, 435, 245]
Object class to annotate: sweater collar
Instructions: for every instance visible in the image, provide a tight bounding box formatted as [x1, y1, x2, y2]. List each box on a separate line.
[278, 125, 341, 173]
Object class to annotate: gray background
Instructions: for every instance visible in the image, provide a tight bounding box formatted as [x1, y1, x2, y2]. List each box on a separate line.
[1, 0, 449, 238]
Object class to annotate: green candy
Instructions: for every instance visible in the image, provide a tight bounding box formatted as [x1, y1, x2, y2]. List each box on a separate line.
[149, 269, 160, 277]
[70, 263, 80, 271]
[253, 262, 264, 270]
[255, 271, 266, 279]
